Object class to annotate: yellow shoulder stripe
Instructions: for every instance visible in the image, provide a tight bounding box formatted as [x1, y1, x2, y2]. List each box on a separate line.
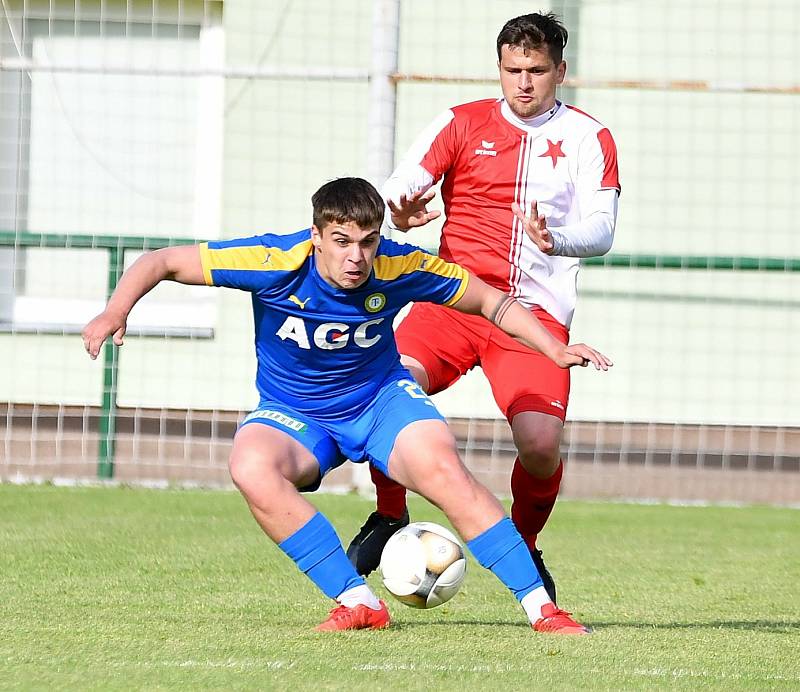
[443, 269, 469, 307]
[199, 240, 312, 285]
[373, 250, 467, 281]
[199, 243, 214, 286]
[373, 250, 468, 305]
[373, 250, 427, 280]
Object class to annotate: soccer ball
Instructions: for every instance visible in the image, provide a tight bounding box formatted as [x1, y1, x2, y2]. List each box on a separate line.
[378, 521, 466, 609]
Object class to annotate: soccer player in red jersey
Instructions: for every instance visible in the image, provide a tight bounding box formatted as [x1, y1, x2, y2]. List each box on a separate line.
[347, 13, 621, 603]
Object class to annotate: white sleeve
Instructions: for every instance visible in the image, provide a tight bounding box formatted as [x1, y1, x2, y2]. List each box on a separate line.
[382, 164, 436, 209]
[381, 108, 454, 206]
[548, 188, 618, 258]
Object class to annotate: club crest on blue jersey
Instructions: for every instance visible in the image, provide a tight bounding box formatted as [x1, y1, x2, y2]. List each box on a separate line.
[365, 293, 386, 313]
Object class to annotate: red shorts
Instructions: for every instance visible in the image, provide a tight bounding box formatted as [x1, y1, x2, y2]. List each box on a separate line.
[395, 302, 570, 423]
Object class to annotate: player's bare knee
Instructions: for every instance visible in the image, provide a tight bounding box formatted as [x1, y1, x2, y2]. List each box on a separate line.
[511, 412, 564, 477]
[517, 438, 560, 478]
[228, 454, 254, 493]
[228, 452, 274, 497]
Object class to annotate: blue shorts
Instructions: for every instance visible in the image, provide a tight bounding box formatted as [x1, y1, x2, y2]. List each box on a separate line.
[239, 371, 445, 491]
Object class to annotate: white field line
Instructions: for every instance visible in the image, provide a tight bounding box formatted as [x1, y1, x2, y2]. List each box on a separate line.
[4, 655, 796, 680]
[629, 667, 798, 683]
[354, 662, 797, 682]
[120, 659, 298, 671]
[171, 659, 295, 670]
[354, 662, 497, 673]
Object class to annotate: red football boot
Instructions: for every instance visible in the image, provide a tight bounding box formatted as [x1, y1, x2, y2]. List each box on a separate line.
[532, 603, 592, 635]
[314, 600, 391, 632]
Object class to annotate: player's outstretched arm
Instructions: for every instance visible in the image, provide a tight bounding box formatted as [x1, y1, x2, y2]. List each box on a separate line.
[82, 245, 205, 360]
[452, 274, 612, 370]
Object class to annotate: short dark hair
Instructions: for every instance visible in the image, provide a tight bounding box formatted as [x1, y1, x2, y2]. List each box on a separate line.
[496, 12, 568, 65]
[312, 177, 385, 231]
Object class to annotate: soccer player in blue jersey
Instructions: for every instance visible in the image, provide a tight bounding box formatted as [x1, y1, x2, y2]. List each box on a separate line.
[82, 177, 610, 634]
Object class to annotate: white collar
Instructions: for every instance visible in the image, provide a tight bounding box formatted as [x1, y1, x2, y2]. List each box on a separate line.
[500, 99, 561, 129]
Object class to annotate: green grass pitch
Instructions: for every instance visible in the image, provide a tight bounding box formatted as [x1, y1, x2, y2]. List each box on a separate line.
[0, 484, 797, 690]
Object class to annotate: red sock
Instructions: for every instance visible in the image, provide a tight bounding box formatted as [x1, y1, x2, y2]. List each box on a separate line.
[370, 465, 407, 519]
[510, 459, 563, 551]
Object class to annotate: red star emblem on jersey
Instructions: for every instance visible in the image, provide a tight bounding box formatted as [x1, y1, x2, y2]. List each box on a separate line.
[539, 139, 566, 168]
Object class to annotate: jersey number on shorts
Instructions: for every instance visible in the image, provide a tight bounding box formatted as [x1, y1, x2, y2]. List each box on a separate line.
[397, 379, 434, 406]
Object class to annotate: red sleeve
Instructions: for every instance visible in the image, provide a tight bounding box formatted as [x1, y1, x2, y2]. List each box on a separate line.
[597, 128, 620, 192]
[418, 114, 462, 181]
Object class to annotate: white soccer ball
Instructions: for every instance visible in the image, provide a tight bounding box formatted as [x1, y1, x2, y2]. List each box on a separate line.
[379, 521, 466, 609]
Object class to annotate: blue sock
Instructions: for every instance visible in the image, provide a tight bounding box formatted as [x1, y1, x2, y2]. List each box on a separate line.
[278, 512, 365, 600]
[467, 517, 543, 601]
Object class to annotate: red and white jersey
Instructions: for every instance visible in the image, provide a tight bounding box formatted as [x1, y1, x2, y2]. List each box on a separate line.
[383, 98, 620, 328]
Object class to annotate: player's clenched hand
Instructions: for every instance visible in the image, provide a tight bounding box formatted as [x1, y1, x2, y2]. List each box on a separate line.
[387, 189, 442, 230]
[512, 200, 554, 254]
[82, 310, 127, 360]
[555, 343, 613, 370]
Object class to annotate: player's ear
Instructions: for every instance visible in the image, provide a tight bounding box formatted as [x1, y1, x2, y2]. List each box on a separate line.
[556, 60, 567, 83]
[310, 224, 323, 251]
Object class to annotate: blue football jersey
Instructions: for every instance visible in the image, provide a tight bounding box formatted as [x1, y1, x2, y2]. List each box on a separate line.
[199, 229, 469, 417]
